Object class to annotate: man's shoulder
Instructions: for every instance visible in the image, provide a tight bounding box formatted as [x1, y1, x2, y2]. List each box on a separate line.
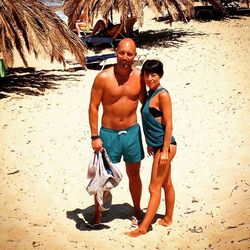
[95, 66, 114, 81]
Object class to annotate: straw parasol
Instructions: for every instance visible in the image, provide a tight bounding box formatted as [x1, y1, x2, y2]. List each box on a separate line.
[63, 0, 195, 31]
[0, 0, 87, 68]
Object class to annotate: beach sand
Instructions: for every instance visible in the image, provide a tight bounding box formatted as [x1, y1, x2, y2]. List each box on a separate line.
[0, 9, 249, 250]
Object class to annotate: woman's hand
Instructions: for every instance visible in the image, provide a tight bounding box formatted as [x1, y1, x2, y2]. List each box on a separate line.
[147, 146, 154, 156]
[91, 138, 103, 152]
[159, 151, 169, 167]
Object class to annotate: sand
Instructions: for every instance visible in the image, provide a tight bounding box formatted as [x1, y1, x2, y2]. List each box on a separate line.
[0, 9, 250, 250]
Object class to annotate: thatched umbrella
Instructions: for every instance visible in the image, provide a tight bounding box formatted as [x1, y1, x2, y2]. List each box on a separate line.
[63, 0, 195, 31]
[0, 0, 87, 68]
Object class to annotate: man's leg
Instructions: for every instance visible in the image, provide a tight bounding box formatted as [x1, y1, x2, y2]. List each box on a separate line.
[92, 194, 102, 225]
[125, 162, 142, 220]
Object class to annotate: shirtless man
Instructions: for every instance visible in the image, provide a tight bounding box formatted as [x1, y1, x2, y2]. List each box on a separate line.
[88, 38, 146, 225]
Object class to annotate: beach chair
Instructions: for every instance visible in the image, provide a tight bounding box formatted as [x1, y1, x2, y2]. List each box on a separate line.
[81, 27, 140, 48]
[86, 51, 146, 70]
[78, 26, 93, 37]
[81, 36, 115, 48]
[86, 52, 116, 69]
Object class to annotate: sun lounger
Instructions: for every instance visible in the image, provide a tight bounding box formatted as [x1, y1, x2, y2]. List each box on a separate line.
[81, 36, 115, 48]
[86, 51, 146, 70]
[86, 52, 116, 69]
[81, 29, 140, 48]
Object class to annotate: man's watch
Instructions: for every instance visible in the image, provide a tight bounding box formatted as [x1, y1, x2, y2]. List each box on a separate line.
[91, 135, 100, 140]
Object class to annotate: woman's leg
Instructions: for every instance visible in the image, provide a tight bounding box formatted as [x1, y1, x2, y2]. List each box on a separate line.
[126, 149, 169, 237]
[88, 19, 106, 37]
[158, 144, 177, 226]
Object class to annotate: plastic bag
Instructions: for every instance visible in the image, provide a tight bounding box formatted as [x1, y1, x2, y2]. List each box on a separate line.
[86, 149, 123, 211]
[87, 152, 98, 179]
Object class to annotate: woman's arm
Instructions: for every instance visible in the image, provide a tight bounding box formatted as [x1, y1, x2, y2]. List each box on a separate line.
[159, 91, 173, 165]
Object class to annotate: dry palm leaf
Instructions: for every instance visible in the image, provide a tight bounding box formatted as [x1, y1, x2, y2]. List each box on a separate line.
[64, 0, 195, 29]
[0, 0, 87, 68]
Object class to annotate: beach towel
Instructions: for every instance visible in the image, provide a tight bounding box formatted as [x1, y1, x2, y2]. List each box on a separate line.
[86, 149, 123, 211]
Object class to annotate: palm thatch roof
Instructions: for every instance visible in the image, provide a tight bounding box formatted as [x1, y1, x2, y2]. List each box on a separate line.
[63, 0, 195, 31]
[0, 0, 87, 68]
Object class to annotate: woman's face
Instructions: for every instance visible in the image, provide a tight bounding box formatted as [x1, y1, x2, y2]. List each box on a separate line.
[143, 72, 161, 90]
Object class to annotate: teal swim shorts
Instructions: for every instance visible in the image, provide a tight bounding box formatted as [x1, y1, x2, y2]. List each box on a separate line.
[100, 124, 145, 164]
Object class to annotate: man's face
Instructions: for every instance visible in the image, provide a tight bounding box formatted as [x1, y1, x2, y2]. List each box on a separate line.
[116, 42, 136, 68]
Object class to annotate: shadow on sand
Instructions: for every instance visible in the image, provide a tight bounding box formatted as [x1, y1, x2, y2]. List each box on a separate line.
[66, 202, 164, 232]
[137, 28, 207, 49]
[66, 203, 134, 231]
[0, 67, 84, 99]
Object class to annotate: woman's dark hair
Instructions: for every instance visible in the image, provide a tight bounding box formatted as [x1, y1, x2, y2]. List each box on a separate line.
[141, 59, 164, 78]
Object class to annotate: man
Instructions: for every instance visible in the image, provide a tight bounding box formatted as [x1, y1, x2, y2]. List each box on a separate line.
[88, 38, 146, 225]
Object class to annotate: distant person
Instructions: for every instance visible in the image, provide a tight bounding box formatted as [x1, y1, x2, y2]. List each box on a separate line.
[88, 17, 137, 39]
[88, 38, 146, 226]
[75, 10, 91, 37]
[126, 59, 177, 237]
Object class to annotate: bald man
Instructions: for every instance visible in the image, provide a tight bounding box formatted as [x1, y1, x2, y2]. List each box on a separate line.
[88, 38, 146, 225]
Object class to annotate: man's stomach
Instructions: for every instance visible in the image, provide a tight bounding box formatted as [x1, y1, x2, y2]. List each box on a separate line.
[101, 109, 138, 130]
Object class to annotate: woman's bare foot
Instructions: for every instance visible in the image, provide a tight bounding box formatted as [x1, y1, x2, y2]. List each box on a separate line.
[125, 228, 147, 237]
[158, 217, 172, 227]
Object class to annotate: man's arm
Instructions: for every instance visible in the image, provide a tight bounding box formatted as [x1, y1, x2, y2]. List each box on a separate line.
[88, 73, 105, 151]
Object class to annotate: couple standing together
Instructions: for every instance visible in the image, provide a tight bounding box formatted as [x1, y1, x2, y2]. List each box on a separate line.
[88, 38, 177, 237]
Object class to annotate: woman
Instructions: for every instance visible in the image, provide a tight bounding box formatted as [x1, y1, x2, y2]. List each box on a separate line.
[126, 59, 177, 237]
[88, 17, 137, 39]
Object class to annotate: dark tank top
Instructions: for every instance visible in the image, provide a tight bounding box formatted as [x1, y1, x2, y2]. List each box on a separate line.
[141, 87, 176, 147]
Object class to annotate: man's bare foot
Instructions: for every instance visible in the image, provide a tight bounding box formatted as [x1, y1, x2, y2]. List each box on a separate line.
[158, 217, 172, 227]
[125, 228, 147, 237]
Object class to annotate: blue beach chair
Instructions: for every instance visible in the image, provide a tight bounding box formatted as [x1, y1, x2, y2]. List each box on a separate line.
[86, 53, 116, 69]
[82, 36, 115, 48]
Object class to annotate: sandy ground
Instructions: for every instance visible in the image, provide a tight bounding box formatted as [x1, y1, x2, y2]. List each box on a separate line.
[0, 8, 250, 250]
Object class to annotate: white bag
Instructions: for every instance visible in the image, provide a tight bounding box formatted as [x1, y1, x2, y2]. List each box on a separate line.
[87, 152, 98, 179]
[86, 149, 123, 211]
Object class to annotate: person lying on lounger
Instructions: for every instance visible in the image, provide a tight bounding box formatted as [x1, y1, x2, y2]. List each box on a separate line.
[87, 17, 137, 39]
[75, 10, 91, 37]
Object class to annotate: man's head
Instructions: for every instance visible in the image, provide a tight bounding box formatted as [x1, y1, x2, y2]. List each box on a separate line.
[116, 38, 137, 68]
